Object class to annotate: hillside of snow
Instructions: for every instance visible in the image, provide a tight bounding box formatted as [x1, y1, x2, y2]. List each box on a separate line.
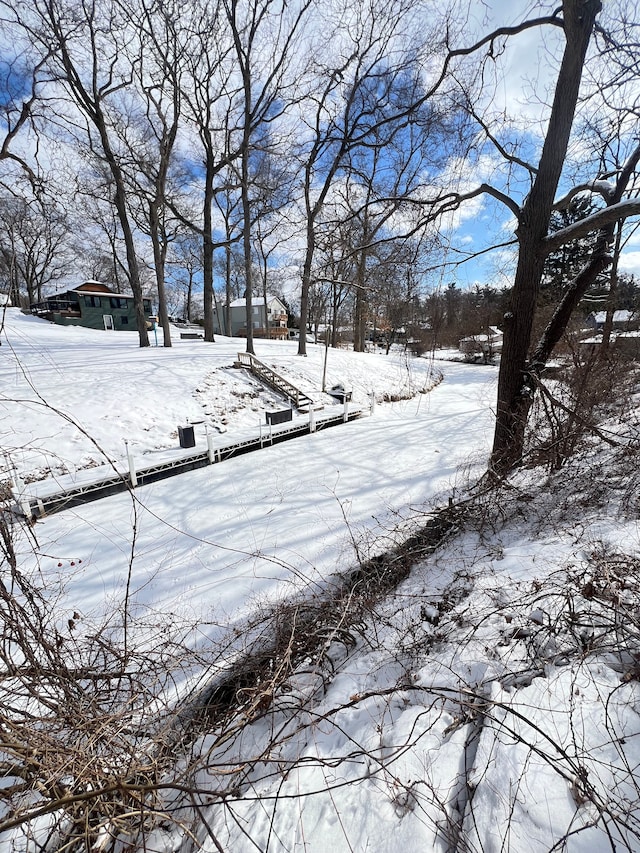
[2, 308, 640, 853]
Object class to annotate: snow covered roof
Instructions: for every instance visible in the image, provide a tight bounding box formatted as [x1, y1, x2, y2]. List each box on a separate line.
[459, 330, 502, 343]
[589, 310, 635, 323]
[229, 294, 285, 308]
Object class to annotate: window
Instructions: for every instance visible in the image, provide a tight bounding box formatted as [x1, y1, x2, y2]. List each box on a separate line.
[143, 299, 151, 312]
[120, 316, 129, 325]
[110, 296, 128, 309]
[84, 295, 102, 308]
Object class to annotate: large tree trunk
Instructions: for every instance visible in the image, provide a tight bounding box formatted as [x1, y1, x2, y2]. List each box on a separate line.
[111, 175, 150, 348]
[490, 0, 601, 475]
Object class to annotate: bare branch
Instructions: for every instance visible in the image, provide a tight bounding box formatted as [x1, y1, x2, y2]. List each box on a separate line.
[542, 198, 640, 254]
[552, 181, 615, 209]
[398, 182, 521, 220]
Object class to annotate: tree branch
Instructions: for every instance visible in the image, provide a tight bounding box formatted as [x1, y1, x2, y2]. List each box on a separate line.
[457, 90, 538, 178]
[542, 198, 640, 254]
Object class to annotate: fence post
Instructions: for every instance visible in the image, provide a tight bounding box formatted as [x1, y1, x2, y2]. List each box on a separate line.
[370, 391, 376, 415]
[125, 440, 137, 488]
[309, 406, 316, 433]
[206, 425, 216, 463]
[343, 396, 349, 423]
[9, 458, 31, 519]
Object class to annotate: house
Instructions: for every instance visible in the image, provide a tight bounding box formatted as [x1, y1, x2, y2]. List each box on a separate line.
[30, 282, 154, 331]
[585, 310, 639, 331]
[221, 294, 289, 339]
[459, 326, 503, 361]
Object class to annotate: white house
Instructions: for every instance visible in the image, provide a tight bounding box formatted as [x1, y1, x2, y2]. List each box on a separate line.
[218, 294, 289, 339]
[459, 326, 503, 361]
[586, 310, 638, 331]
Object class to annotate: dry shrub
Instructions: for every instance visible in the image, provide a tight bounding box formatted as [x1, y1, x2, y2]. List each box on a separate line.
[525, 337, 639, 471]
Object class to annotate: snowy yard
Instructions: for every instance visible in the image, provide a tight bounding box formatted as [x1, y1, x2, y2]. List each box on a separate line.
[2, 309, 640, 852]
[1, 310, 494, 639]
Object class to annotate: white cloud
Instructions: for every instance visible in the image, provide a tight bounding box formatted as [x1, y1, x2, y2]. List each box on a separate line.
[618, 251, 640, 278]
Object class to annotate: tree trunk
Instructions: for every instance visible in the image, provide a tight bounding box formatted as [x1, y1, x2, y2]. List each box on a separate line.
[225, 224, 232, 337]
[202, 155, 216, 343]
[262, 257, 270, 341]
[186, 270, 193, 322]
[353, 250, 367, 353]
[111, 177, 150, 348]
[331, 296, 339, 348]
[149, 202, 172, 347]
[530, 252, 612, 369]
[490, 0, 601, 475]
[600, 224, 623, 355]
[297, 222, 314, 356]
[242, 187, 255, 355]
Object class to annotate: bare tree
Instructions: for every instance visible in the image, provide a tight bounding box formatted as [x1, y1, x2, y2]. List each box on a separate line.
[21, 0, 149, 347]
[168, 231, 204, 323]
[486, 0, 603, 472]
[314, 220, 358, 346]
[294, 0, 448, 356]
[213, 176, 243, 335]
[0, 45, 47, 189]
[113, 0, 187, 347]
[222, 0, 312, 354]
[0, 192, 70, 305]
[174, 2, 239, 342]
[6, 0, 152, 345]
[419, 1, 640, 473]
[333, 84, 444, 352]
[73, 179, 135, 294]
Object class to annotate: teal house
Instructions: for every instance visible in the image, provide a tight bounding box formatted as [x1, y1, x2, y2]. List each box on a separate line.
[31, 281, 154, 331]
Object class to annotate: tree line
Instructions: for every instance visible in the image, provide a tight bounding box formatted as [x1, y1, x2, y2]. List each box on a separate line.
[0, 0, 639, 470]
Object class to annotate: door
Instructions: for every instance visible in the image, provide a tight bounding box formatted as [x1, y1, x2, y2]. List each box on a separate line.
[103, 314, 114, 330]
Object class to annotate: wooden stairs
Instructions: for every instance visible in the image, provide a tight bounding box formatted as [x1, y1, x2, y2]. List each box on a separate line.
[235, 352, 317, 410]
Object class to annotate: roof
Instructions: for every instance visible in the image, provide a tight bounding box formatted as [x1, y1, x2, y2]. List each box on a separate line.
[42, 281, 120, 300]
[459, 330, 503, 343]
[229, 294, 286, 308]
[590, 310, 635, 323]
[75, 281, 114, 294]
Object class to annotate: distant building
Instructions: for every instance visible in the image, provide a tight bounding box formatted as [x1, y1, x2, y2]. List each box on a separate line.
[217, 295, 289, 339]
[585, 310, 639, 331]
[30, 282, 154, 331]
[459, 326, 503, 361]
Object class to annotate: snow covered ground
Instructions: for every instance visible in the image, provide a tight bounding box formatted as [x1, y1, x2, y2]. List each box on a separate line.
[0, 309, 495, 640]
[2, 308, 640, 853]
